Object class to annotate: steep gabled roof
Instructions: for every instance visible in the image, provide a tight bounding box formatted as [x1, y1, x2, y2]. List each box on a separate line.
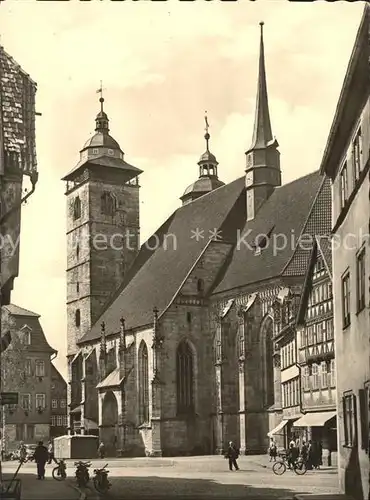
[212, 170, 324, 294]
[79, 177, 245, 344]
[4, 304, 40, 317]
[296, 235, 332, 326]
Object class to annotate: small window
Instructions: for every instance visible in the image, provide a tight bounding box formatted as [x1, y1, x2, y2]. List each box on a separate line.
[35, 360, 45, 377]
[60, 399, 66, 408]
[25, 359, 32, 376]
[21, 394, 31, 411]
[52, 399, 58, 409]
[57, 415, 63, 427]
[76, 244, 80, 259]
[51, 416, 56, 427]
[108, 149, 114, 156]
[76, 282, 79, 293]
[75, 309, 81, 327]
[341, 271, 351, 329]
[63, 415, 68, 426]
[22, 328, 31, 345]
[353, 127, 362, 182]
[356, 247, 366, 313]
[73, 196, 81, 220]
[186, 312, 192, 324]
[197, 279, 204, 293]
[339, 162, 348, 209]
[36, 393, 46, 409]
[343, 393, 357, 447]
[92, 148, 99, 155]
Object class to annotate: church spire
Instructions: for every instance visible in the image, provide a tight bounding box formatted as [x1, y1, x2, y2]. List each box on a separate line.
[95, 81, 110, 133]
[244, 22, 281, 222]
[247, 22, 276, 153]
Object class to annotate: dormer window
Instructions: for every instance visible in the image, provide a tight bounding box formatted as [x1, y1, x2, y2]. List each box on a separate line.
[73, 196, 81, 220]
[21, 326, 31, 345]
[197, 279, 204, 293]
[254, 234, 268, 255]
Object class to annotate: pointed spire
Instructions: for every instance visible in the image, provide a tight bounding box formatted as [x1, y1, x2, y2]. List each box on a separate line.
[95, 82, 109, 133]
[247, 22, 275, 152]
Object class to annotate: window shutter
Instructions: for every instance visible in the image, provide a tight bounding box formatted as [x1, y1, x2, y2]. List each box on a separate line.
[342, 396, 348, 446]
[359, 389, 368, 451]
[352, 393, 358, 447]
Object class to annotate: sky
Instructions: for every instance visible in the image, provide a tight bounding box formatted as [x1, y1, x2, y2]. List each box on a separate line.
[0, 0, 364, 380]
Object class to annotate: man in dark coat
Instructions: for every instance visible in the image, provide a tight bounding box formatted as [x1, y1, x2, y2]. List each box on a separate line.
[33, 441, 48, 480]
[225, 441, 239, 471]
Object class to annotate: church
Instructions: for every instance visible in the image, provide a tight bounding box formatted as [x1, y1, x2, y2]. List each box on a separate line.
[63, 23, 331, 457]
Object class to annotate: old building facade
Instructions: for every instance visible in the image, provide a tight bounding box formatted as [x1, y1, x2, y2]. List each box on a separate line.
[320, 6, 369, 500]
[1, 305, 57, 450]
[65, 24, 333, 457]
[50, 365, 68, 438]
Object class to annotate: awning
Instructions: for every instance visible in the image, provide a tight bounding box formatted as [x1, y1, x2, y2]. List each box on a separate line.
[70, 405, 82, 414]
[293, 411, 336, 427]
[267, 420, 289, 438]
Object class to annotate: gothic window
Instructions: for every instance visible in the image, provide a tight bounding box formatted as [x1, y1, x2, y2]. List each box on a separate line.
[261, 316, 274, 407]
[138, 341, 149, 424]
[101, 192, 116, 216]
[176, 341, 194, 415]
[73, 196, 81, 220]
[75, 309, 81, 327]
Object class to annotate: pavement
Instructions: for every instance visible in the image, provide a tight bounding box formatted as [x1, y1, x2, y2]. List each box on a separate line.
[1, 472, 81, 500]
[1, 455, 342, 500]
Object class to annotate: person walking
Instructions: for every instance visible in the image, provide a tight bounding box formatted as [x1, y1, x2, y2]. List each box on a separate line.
[225, 441, 239, 471]
[47, 440, 57, 464]
[287, 440, 298, 469]
[98, 441, 105, 459]
[34, 441, 48, 480]
[300, 440, 308, 463]
[268, 438, 277, 462]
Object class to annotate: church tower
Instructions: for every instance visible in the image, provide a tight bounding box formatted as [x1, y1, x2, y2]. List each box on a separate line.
[62, 91, 142, 356]
[245, 23, 281, 221]
[180, 113, 225, 205]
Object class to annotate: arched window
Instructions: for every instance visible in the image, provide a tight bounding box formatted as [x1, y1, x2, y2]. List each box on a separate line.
[261, 316, 274, 407]
[101, 192, 116, 216]
[73, 196, 81, 220]
[176, 341, 194, 415]
[75, 309, 81, 327]
[138, 341, 149, 424]
[197, 279, 204, 293]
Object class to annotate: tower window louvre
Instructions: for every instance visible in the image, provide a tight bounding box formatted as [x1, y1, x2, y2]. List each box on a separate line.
[75, 309, 81, 327]
[73, 197, 81, 220]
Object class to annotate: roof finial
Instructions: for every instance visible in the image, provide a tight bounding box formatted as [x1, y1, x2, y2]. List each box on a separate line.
[204, 111, 210, 151]
[247, 21, 274, 152]
[96, 80, 104, 112]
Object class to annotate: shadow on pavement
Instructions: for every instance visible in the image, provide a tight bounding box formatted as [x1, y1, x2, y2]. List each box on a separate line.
[2, 472, 79, 499]
[105, 473, 315, 499]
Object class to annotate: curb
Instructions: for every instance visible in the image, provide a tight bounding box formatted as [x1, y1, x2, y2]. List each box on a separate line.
[67, 482, 86, 500]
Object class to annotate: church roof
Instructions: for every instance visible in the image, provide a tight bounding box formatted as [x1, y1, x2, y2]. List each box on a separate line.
[182, 176, 225, 197]
[79, 169, 323, 345]
[82, 131, 120, 150]
[4, 304, 40, 317]
[213, 170, 324, 294]
[79, 176, 245, 344]
[61, 154, 142, 181]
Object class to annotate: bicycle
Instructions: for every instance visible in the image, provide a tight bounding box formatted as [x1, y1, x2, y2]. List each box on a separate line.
[272, 454, 307, 476]
[52, 459, 67, 481]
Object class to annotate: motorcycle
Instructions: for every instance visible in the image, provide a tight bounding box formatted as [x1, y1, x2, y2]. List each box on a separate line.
[52, 459, 67, 481]
[93, 464, 111, 494]
[74, 461, 91, 488]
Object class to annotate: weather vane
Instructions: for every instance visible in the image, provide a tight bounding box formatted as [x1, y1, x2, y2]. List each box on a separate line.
[204, 111, 209, 135]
